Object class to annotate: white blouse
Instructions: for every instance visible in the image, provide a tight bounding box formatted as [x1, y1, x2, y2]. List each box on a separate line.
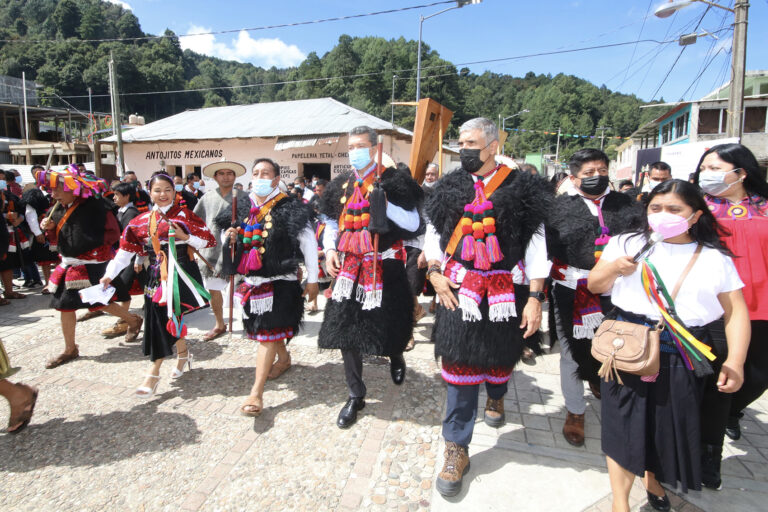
[599, 233, 744, 326]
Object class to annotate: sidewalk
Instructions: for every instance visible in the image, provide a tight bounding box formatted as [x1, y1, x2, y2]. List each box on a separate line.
[1, 290, 766, 511]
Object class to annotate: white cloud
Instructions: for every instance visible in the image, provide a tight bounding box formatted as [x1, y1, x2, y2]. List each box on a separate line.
[106, 0, 132, 10]
[180, 25, 306, 68]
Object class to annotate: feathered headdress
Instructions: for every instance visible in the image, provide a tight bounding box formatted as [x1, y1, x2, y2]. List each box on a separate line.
[35, 164, 107, 198]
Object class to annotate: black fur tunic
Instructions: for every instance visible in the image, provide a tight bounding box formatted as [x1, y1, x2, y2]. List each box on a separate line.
[425, 167, 552, 369]
[547, 191, 644, 380]
[51, 196, 120, 258]
[318, 166, 423, 356]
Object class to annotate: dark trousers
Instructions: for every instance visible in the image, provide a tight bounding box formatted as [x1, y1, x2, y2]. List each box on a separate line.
[342, 349, 367, 398]
[443, 381, 508, 448]
[701, 319, 768, 445]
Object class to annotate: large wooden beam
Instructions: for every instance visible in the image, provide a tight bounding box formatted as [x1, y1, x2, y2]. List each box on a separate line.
[408, 98, 453, 184]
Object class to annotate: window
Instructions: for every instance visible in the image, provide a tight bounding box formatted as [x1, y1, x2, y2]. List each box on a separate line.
[674, 112, 689, 139]
[744, 106, 767, 133]
[698, 109, 724, 134]
[661, 122, 673, 144]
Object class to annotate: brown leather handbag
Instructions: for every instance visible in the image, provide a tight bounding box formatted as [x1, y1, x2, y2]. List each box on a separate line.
[591, 245, 702, 385]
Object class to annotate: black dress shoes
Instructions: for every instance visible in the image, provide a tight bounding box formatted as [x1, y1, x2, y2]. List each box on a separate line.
[646, 491, 671, 511]
[725, 413, 742, 441]
[390, 354, 406, 385]
[337, 397, 365, 429]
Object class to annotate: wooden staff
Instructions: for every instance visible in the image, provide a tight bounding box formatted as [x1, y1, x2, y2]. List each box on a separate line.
[371, 135, 384, 288]
[229, 194, 237, 338]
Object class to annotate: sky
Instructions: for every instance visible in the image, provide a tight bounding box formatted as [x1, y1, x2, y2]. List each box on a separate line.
[117, 0, 767, 103]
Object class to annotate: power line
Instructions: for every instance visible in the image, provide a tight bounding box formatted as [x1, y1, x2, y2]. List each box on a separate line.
[621, 0, 654, 86]
[0, 1, 456, 44]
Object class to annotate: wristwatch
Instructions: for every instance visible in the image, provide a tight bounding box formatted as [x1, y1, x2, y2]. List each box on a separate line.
[529, 291, 546, 302]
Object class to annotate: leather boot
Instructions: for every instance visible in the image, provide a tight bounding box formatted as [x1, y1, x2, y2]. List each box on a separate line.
[484, 397, 505, 428]
[701, 443, 723, 490]
[563, 411, 585, 446]
[436, 441, 470, 497]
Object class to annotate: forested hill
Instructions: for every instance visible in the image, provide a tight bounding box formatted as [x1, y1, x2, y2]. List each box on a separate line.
[0, 0, 664, 158]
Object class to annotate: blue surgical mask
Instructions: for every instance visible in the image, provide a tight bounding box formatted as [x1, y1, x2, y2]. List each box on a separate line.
[15, 176, 23, 184]
[349, 147, 372, 171]
[193, 181, 201, 190]
[252, 178, 274, 197]
[0, 181, 6, 191]
[174, 184, 183, 192]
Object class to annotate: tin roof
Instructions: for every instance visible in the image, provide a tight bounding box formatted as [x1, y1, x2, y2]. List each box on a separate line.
[107, 97, 413, 143]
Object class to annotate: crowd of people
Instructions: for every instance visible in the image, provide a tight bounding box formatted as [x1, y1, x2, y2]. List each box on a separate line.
[0, 118, 766, 511]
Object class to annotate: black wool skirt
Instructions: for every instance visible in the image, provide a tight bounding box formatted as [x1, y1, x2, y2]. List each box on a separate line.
[142, 248, 208, 362]
[49, 261, 128, 312]
[241, 279, 304, 342]
[601, 342, 708, 493]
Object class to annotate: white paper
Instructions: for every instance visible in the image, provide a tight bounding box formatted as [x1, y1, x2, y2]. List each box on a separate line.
[78, 284, 116, 305]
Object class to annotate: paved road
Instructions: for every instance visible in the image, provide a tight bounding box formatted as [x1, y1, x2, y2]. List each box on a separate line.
[1, 289, 766, 511]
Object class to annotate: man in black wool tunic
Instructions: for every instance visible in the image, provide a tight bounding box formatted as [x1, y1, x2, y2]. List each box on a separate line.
[424, 117, 551, 497]
[318, 126, 423, 430]
[547, 148, 644, 448]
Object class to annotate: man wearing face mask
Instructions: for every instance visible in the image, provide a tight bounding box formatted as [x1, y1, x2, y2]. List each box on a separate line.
[318, 126, 424, 430]
[423, 118, 551, 497]
[547, 148, 644, 448]
[184, 174, 202, 209]
[0, 172, 31, 302]
[639, 161, 672, 201]
[194, 161, 251, 341]
[224, 158, 319, 416]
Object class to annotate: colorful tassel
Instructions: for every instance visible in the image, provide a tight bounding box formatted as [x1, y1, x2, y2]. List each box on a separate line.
[485, 234, 502, 263]
[359, 229, 373, 253]
[461, 235, 475, 261]
[237, 252, 250, 275]
[473, 240, 490, 270]
[246, 247, 262, 272]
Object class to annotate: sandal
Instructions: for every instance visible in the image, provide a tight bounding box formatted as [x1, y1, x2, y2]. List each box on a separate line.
[3, 291, 26, 300]
[0, 298, 10, 306]
[170, 351, 193, 379]
[202, 325, 227, 342]
[267, 355, 291, 380]
[41, 288, 51, 295]
[124, 314, 144, 343]
[135, 375, 161, 399]
[45, 347, 80, 369]
[7, 385, 39, 434]
[240, 396, 263, 417]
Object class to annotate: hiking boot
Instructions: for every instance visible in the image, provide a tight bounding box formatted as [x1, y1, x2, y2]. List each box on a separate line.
[563, 411, 585, 446]
[484, 397, 505, 428]
[436, 441, 470, 497]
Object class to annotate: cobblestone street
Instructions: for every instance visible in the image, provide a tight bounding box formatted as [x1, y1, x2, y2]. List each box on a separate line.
[1, 291, 767, 511]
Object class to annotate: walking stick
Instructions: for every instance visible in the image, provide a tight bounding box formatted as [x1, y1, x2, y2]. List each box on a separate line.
[229, 194, 237, 339]
[369, 135, 386, 290]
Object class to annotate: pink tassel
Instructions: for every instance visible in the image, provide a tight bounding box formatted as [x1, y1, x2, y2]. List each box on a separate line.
[460, 235, 475, 261]
[349, 231, 361, 255]
[246, 247, 262, 272]
[473, 239, 491, 270]
[485, 234, 503, 263]
[338, 231, 351, 253]
[359, 229, 373, 253]
[152, 285, 165, 305]
[237, 251, 250, 274]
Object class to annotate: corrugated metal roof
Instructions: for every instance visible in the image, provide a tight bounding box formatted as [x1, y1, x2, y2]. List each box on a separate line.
[106, 98, 413, 143]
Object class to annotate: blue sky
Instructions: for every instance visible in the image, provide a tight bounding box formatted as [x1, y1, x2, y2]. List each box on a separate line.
[117, 0, 767, 103]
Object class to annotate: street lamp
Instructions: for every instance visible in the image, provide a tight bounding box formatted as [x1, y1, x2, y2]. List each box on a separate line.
[416, 0, 482, 101]
[501, 109, 530, 132]
[654, 0, 749, 138]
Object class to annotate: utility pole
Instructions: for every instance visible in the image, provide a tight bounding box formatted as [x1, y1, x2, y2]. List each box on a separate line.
[555, 128, 561, 164]
[727, 1, 748, 139]
[21, 72, 31, 164]
[391, 74, 397, 127]
[597, 126, 611, 151]
[108, 52, 126, 178]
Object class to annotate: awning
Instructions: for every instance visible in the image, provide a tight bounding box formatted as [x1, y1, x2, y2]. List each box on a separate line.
[274, 135, 340, 151]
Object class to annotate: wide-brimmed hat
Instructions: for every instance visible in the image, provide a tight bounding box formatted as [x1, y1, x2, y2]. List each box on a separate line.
[202, 159, 246, 178]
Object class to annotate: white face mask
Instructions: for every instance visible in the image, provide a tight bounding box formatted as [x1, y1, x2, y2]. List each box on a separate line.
[699, 169, 742, 196]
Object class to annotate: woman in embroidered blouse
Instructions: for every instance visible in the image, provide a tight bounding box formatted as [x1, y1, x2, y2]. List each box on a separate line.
[100, 173, 216, 397]
[694, 143, 768, 488]
[588, 180, 750, 512]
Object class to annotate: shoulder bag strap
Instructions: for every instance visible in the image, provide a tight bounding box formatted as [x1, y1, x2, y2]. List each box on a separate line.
[669, 244, 702, 301]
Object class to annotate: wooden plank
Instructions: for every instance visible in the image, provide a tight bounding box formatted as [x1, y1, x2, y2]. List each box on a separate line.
[408, 98, 453, 184]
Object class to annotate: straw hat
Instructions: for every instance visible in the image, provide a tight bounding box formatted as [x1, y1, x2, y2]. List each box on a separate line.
[202, 159, 246, 178]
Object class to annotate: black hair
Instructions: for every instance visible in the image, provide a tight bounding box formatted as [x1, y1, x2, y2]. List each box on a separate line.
[253, 158, 280, 178]
[568, 148, 609, 176]
[315, 178, 329, 188]
[186, 173, 198, 183]
[149, 171, 174, 189]
[649, 161, 671, 173]
[627, 179, 731, 256]
[617, 180, 634, 189]
[3, 170, 15, 181]
[520, 163, 539, 175]
[693, 143, 768, 199]
[348, 125, 377, 147]
[124, 171, 136, 176]
[112, 182, 138, 201]
[31, 165, 45, 172]
[550, 172, 568, 186]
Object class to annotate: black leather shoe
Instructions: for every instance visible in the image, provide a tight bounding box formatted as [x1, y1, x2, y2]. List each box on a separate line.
[337, 397, 365, 429]
[390, 354, 406, 385]
[701, 443, 723, 490]
[725, 414, 742, 441]
[646, 491, 671, 511]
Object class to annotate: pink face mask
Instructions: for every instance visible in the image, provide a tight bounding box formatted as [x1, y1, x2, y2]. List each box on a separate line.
[647, 211, 695, 240]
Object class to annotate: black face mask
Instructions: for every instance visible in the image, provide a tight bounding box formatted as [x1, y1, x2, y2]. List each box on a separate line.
[460, 148, 485, 174]
[578, 174, 609, 195]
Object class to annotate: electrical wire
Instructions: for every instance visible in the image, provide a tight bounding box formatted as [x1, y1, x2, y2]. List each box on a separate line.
[0, 2, 456, 44]
[620, 0, 654, 86]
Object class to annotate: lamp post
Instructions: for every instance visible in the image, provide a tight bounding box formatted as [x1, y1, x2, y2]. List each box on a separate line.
[501, 109, 530, 132]
[416, 0, 482, 101]
[654, 0, 748, 139]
